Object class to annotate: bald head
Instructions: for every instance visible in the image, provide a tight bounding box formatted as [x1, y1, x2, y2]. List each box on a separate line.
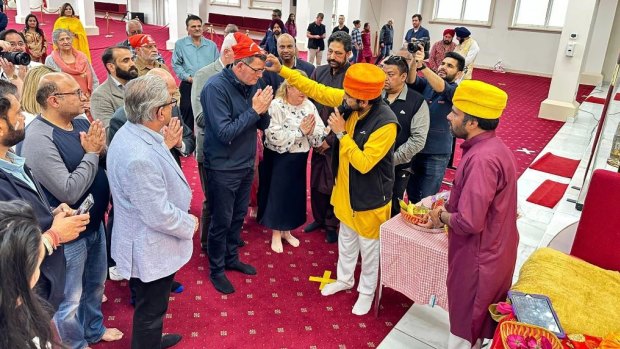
[126, 19, 143, 36]
[36, 73, 76, 109]
[277, 33, 296, 62]
[146, 68, 176, 96]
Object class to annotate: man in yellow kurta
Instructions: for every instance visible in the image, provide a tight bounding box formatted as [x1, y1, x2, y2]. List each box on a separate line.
[266, 57, 399, 315]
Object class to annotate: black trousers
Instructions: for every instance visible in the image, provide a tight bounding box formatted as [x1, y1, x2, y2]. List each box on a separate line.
[105, 203, 115, 268]
[129, 273, 176, 349]
[310, 187, 339, 231]
[179, 80, 194, 133]
[198, 162, 211, 247]
[391, 168, 411, 217]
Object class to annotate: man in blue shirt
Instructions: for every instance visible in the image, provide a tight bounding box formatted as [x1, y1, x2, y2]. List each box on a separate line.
[404, 14, 430, 44]
[172, 14, 219, 134]
[406, 49, 465, 204]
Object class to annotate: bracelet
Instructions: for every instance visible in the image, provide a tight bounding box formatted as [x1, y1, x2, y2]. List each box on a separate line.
[42, 235, 54, 256]
[416, 64, 427, 72]
[46, 229, 61, 247]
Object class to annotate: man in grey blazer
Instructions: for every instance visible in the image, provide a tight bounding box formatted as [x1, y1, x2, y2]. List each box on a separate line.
[191, 33, 236, 251]
[90, 46, 138, 132]
[107, 75, 199, 349]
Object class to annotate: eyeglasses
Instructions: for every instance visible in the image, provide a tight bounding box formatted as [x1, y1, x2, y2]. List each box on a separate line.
[52, 89, 85, 98]
[158, 98, 177, 110]
[242, 61, 265, 74]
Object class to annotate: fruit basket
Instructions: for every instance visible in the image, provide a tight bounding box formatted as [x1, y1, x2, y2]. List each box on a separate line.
[400, 208, 429, 225]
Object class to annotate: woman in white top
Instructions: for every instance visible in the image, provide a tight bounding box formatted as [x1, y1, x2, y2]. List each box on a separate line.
[257, 71, 326, 253]
[20, 65, 57, 126]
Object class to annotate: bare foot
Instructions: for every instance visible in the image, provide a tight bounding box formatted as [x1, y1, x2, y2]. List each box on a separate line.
[101, 328, 123, 342]
[248, 207, 257, 218]
[282, 231, 300, 247]
[271, 231, 283, 253]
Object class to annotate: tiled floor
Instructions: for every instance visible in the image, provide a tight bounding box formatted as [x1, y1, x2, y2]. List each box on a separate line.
[379, 86, 620, 348]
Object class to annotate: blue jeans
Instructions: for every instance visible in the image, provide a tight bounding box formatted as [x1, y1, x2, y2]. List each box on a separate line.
[350, 47, 359, 63]
[407, 153, 451, 204]
[206, 167, 254, 276]
[374, 43, 392, 64]
[53, 223, 107, 349]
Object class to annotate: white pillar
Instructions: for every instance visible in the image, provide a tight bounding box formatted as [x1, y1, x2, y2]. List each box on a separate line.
[166, 0, 188, 50]
[580, 0, 618, 86]
[75, 0, 99, 35]
[538, 0, 598, 121]
[14, 0, 35, 24]
[295, 0, 313, 51]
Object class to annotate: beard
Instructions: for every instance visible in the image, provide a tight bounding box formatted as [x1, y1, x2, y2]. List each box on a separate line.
[328, 58, 347, 69]
[458, 38, 465, 44]
[1, 122, 25, 147]
[443, 39, 452, 45]
[116, 65, 139, 81]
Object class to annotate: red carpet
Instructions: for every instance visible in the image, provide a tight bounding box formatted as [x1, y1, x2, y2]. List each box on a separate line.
[584, 93, 620, 104]
[529, 152, 580, 178]
[526, 179, 569, 208]
[576, 84, 596, 103]
[7, 10, 566, 347]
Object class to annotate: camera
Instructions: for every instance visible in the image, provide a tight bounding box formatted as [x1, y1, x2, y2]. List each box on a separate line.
[0, 51, 31, 66]
[407, 38, 430, 59]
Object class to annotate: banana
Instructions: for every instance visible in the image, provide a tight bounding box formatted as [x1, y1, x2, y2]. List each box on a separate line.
[407, 202, 414, 215]
[399, 199, 408, 211]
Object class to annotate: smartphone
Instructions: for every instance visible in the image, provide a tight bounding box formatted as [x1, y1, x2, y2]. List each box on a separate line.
[75, 194, 94, 215]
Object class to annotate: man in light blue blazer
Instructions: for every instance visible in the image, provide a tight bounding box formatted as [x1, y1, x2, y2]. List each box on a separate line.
[107, 74, 198, 349]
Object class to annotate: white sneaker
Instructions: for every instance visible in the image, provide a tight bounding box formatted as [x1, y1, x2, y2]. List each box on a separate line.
[109, 266, 125, 281]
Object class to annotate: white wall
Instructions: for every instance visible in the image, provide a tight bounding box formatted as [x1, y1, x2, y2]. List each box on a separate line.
[205, 0, 292, 19]
[418, 1, 561, 76]
[602, 2, 620, 84]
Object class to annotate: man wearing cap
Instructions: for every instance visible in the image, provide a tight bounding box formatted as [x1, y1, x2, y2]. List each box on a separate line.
[454, 27, 479, 80]
[406, 48, 465, 205]
[118, 19, 165, 64]
[404, 14, 430, 44]
[422, 80, 518, 349]
[191, 33, 237, 251]
[264, 57, 398, 315]
[428, 29, 456, 72]
[129, 34, 169, 77]
[201, 32, 273, 294]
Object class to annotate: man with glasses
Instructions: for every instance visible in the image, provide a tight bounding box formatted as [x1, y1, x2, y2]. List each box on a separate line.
[0, 29, 42, 92]
[201, 32, 272, 294]
[91, 46, 139, 132]
[129, 34, 169, 77]
[107, 74, 198, 349]
[381, 55, 429, 216]
[118, 19, 165, 64]
[20, 72, 124, 348]
[303, 31, 352, 243]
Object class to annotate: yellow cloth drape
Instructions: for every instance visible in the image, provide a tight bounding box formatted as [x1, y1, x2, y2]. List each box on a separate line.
[53, 16, 92, 62]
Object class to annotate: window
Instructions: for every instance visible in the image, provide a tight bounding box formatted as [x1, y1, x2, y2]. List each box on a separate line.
[210, 0, 240, 6]
[250, 0, 282, 10]
[512, 0, 569, 29]
[432, 0, 494, 25]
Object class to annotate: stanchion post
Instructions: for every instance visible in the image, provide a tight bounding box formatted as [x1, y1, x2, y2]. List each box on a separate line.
[105, 12, 113, 38]
[210, 24, 214, 41]
[245, 29, 250, 36]
[40, 4, 46, 25]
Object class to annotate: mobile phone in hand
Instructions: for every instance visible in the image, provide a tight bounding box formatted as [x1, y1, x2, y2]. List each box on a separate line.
[75, 194, 94, 215]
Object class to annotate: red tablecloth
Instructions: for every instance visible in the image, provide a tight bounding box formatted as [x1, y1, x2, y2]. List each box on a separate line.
[378, 214, 449, 310]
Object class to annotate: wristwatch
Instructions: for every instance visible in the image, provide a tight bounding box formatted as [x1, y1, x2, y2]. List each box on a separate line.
[416, 64, 427, 72]
[336, 131, 347, 140]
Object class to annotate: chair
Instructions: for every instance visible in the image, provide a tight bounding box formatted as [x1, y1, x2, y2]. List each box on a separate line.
[570, 169, 620, 271]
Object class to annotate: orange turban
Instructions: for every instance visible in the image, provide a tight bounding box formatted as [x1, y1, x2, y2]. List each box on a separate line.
[232, 32, 263, 60]
[128, 34, 156, 48]
[343, 63, 385, 101]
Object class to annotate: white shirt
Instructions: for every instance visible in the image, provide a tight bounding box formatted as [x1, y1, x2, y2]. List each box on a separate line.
[264, 97, 326, 154]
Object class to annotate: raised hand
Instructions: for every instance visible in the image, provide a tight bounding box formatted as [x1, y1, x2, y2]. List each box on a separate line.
[265, 54, 282, 73]
[80, 120, 106, 154]
[327, 107, 345, 134]
[162, 117, 183, 149]
[299, 114, 316, 135]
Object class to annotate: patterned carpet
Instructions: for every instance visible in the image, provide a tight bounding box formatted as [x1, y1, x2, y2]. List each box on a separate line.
[8, 10, 565, 348]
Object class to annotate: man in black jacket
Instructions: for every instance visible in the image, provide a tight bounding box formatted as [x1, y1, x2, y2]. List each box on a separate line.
[0, 81, 89, 311]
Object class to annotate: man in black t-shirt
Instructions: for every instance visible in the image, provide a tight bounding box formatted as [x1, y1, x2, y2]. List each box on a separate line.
[306, 13, 326, 65]
[332, 15, 349, 34]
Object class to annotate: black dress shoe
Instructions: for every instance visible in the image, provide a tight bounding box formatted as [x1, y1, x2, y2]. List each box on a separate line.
[210, 274, 235, 294]
[161, 333, 182, 348]
[303, 221, 323, 233]
[225, 261, 257, 275]
[170, 281, 184, 293]
[325, 230, 338, 243]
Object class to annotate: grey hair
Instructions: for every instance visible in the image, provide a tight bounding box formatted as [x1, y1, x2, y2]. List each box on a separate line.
[51, 29, 73, 44]
[224, 23, 238, 34]
[126, 19, 143, 33]
[124, 75, 169, 124]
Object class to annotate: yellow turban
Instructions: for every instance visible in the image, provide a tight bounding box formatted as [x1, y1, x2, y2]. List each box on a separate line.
[453, 80, 508, 119]
[343, 63, 385, 101]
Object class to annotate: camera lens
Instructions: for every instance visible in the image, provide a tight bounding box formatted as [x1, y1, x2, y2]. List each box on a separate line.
[0, 51, 32, 66]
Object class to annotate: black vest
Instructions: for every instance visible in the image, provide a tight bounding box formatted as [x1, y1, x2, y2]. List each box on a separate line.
[333, 101, 400, 211]
[386, 87, 426, 170]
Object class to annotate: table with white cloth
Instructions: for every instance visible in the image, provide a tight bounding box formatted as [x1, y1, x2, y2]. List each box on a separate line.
[374, 214, 450, 315]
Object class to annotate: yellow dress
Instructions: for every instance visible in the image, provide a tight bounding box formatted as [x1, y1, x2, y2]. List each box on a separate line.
[53, 16, 92, 62]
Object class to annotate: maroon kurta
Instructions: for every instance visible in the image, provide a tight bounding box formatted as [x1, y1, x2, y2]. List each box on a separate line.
[445, 131, 519, 345]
